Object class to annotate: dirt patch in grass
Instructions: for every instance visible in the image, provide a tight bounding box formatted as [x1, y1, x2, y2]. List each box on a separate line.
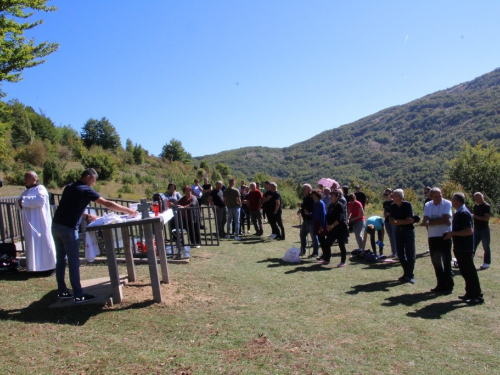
[224, 335, 278, 361]
[109, 279, 187, 308]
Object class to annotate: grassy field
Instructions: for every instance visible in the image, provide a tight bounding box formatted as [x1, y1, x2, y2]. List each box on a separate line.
[0, 209, 498, 374]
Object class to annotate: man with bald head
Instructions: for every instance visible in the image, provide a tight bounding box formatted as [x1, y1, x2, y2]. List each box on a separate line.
[17, 171, 56, 273]
[473, 192, 491, 270]
[424, 187, 453, 294]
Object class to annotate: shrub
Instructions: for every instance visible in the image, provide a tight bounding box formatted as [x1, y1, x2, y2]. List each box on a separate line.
[62, 169, 83, 186]
[16, 140, 48, 166]
[122, 175, 137, 185]
[43, 159, 65, 186]
[118, 184, 135, 195]
[82, 152, 116, 181]
[5, 167, 28, 186]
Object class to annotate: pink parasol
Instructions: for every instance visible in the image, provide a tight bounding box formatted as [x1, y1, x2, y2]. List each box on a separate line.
[318, 178, 339, 190]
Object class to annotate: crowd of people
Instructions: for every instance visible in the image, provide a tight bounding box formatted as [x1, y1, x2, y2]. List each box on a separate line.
[15, 170, 491, 306]
[296, 183, 489, 306]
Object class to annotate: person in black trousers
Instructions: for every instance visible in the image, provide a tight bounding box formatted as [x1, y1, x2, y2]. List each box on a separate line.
[318, 189, 349, 267]
[267, 182, 285, 240]
[444, 193, 484, 305]
[389, 189, 416, 284]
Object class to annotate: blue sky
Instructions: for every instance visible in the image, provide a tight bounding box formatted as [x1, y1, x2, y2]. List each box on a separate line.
[3, 1, 500, 157]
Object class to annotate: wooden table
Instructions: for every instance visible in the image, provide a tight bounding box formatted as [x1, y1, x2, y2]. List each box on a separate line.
[86, 210, 173, 303]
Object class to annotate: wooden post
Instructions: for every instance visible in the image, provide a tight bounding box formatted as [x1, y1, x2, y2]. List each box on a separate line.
[143, 223, 162, 303]
[154, 221, 170, 284]
[102, 228, 122, 304]
[121, 226, 136, 282]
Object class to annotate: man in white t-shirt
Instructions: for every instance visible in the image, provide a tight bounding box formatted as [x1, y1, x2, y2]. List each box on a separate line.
[424, 187, 453, 294]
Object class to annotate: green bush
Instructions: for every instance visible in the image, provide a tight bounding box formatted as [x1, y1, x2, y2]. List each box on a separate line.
[62, 169, 83, 186]
[122, 175, 137, 185]
[43, 159, 65, 187]
[118, 184, 135, 195]
[16, 140, 48, 167]
[82, 152, 116, 181]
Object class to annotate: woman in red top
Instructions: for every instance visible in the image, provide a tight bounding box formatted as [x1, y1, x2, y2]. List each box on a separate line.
[348, 193, 365, 249]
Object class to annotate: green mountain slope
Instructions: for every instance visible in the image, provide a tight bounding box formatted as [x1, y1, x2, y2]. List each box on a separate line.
[196, 68, 500, 189]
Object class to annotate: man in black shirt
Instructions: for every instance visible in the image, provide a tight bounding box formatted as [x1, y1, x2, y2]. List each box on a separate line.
[298, 184, 318, 256]
[208, 181, 226, 236]
[52, 168, 137, 303]
[201, 177, 213, 206]
[473, 192, 491, 269]
[389, 189, 416, 284]
[355, 185, 368, 208]
[445, 193, 484, 305]
[423, 186, 432, 207]
[266, 182, 285, 240]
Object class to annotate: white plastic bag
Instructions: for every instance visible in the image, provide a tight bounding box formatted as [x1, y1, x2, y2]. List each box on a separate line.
[282, 246, 301, 263]
[85, 231, 100, 262]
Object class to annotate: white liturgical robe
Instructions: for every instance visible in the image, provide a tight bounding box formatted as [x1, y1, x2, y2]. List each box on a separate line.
[18, 184, 56, 272]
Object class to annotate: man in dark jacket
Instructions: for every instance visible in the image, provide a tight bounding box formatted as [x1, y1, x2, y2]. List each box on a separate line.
[444, 193, 484, 305]
[297, 184, 318, 257]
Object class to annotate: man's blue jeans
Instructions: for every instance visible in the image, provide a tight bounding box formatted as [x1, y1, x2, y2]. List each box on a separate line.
[474, 228, 491, 264]
[52, 222, 83, 298]
[384, 221, 397, 256]
[226, 207, 241, 236]
[300, 219, 318, 254]
[395, 228, 416, 279]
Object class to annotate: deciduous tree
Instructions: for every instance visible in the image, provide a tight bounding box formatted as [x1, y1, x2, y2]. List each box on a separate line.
[0, 1, 59, 94]
[160, 138, 191, 163]
[447, 141, 500, 208]
[80, 117, 121, 150]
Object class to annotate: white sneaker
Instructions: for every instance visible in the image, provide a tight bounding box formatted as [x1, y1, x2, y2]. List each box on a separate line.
[268, 234, 276, 239]
[336, 263, 346, 268]
[234, 236, 241, 241]
[480, 263, 490, 269]
[225, 234, 231, 239]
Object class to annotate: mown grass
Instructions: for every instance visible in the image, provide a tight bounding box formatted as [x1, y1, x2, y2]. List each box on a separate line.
[0, 210, 498, 374]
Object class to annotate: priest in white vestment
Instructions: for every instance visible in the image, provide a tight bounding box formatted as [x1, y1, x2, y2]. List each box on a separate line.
[17, 171, 56, 272]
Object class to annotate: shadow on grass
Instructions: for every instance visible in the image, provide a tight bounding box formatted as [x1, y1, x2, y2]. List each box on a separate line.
[0, 290, 157, 326]
[0, 269, 55, 281]
[382, 291, 441, 307]
[407, 300, 468, 319]
[239, 238, 267, 245]
[0, 290, 103, 326]
[256, 258, 317, 269]
[346, 280, 402, 294]
[360, 261, 400, 270]
[284, 263, 332, 274]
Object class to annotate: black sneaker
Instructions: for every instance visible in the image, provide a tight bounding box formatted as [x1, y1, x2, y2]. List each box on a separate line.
[459, 293, 483, 300]
[466, 297, 484, 305]
[58, 292, 73, 299]
[74, 294, 97, 304]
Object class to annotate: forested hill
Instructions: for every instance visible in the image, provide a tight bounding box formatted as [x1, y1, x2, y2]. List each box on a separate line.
[195, 68, 500, 189]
